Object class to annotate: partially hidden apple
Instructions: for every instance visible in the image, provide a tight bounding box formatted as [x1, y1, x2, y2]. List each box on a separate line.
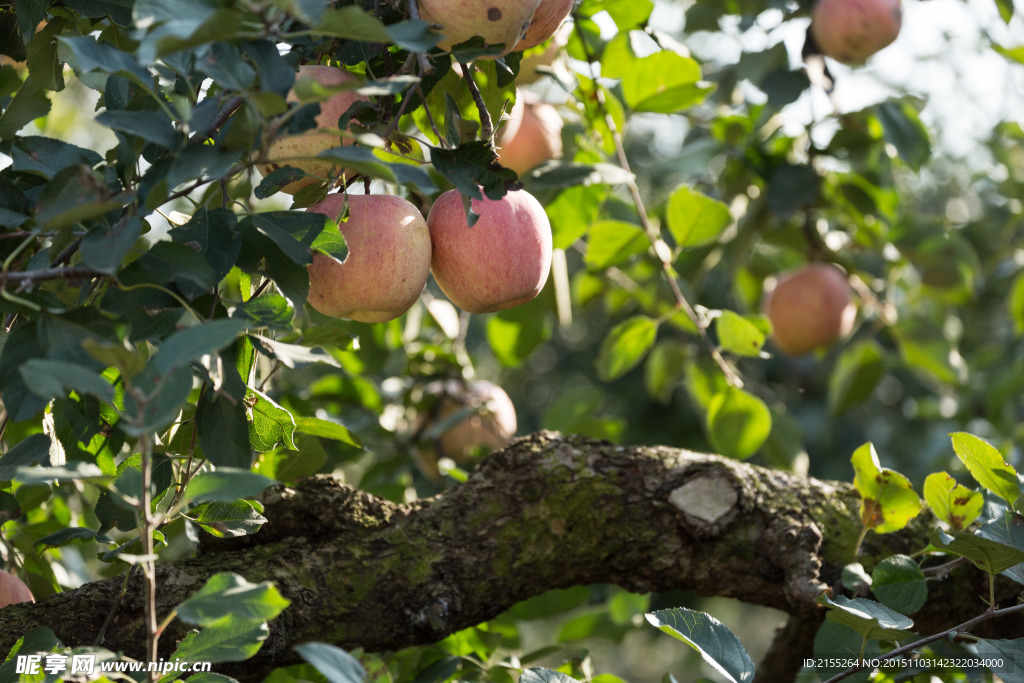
[418, 0, 542, 57]
[425, 379, 518, 461]
[306, 193, 432, 323]
[517, 22, 572, 84]
[257, 65, 369, 194]
[426, 188, 552, 314]
[762, 263, 856, 356]
[497, 93, 563, 176]
[514, 0, 574, 51]
[810, 0, 902, 65]
[0, 570, 34, 608]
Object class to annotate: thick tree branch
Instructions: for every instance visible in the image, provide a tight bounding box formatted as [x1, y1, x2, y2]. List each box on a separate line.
[0, 432, 1020, 681]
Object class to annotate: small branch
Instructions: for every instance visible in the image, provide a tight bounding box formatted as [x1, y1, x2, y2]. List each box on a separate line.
[0, 265, 105, 286]
[573, 21, 743, 388]
[406, 0, 435, 75]
[823, 602, 1024, 683]
[458, 61, 492, 142]
[922, 556, 968, 578]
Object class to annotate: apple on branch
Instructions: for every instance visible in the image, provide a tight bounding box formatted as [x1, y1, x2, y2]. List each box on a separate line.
[762, 263, 856, 356]
[306, 193, 432, 323]
[426, 188, 552, 314]
[421, 379, 518, 461]
[514, 0, 574, 51]
[497, 92, 563, 176]
[257, 65, 370, 195]
[810, 0, 902, 65]
[0, 570, 34, 608]
[417, 0, 542, 58]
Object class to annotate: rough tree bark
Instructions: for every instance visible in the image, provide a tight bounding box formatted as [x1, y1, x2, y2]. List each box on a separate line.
[0, 431, 1021, 681]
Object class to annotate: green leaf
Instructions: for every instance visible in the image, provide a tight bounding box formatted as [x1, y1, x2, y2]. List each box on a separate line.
[828, 341, 886, 414]
[546, 185, 606, 250]
[0, 433, 51, 480]
[621, 52, 712, 113]
[197, 391, 253, 469]
[20, 359, 114, 403]
[595, 316, 658, 382]
[923, 472, 983, 532]
[851, 442, 922, 533]
[486, 297, 552, 367]
[0, 71, 50, 141]
[96, 109, 178, 149]
[1009, 271, 1024, 336]
[431, 141, 514, 204]
[585, 220, 648, 270]
[975, 511, 1024, 586]
[120, 365, 194, 437]
[644, 339, 689, 404]
[250, 335, 341, 369]
[645, 608, 754, 683]
[974, 638, 1024, 683]
[34, 166, 128, 232]
[814, 594, 915, 641]
[191, 500, 267, 538]
[930, 528, 1024, 575]
[231, 295, 294, 329]
[247, 388, 297, 452]
[176, 572, 289, 625]
[254, 434, 328, 484]
[171, 616, 268, 664]
[314, 7, 390, 41]
[715, 311, 765, 358]
[876, 100, 931, 171]
[153, 319, 250, 375]
[666, 185, 731, 248]
[294, 416, 362, 448]
[295, 643, 367, 683]
[80, 217, 144, 275]
[706, 387, 772, 460]
[14, 462, 108, 484]
[59, 34, 150, 81]
[949, 432, 1020, 508]
[182, 469, 277, 505]
[35, 526, 113, 549]
[871, 555, 927, 615]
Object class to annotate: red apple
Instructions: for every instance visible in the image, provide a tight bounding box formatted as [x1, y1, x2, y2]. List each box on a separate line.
[425, 379, 518, 461]
[418, 0, 542, 58]
[514, 0, 574, 51]
[306, 193, 432, 323]
[497, 93, 563, 176]
[762, 263, 856, 356]
[426, 188, 552, 314]
[257, 66, 370, 194]
[810, 0, 902, 65]
[0, 570, 34, 608]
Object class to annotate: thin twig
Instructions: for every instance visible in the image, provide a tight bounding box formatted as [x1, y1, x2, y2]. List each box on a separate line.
[416, 83, 444, 143]
[573, 20, 743, 388]
[406, 0, 435, 75]
[921, 556, 968, 577]
[0, 265, 105, 285]
[823, 602, 1024, 683]
[458, 61, 492, 142]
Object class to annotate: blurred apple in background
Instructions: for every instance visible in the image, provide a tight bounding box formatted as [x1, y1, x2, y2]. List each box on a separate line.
[257, 65, 369, 194]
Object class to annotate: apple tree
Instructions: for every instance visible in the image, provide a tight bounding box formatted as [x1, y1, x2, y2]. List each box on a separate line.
[0, 0, 1023, 681]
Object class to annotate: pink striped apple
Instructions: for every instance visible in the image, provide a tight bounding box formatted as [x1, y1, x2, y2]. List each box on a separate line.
[306, 194, 431, 323]
[427, 188, 552, 314]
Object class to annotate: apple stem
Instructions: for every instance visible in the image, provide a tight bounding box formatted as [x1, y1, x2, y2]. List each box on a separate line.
[458, 60, 493, 143]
